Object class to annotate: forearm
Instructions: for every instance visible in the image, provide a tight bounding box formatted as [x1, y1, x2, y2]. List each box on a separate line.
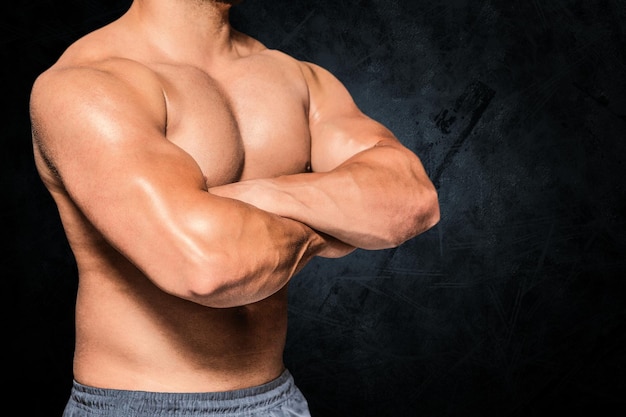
[210, 142, 440, 249]
[195, 205, 319, 307]
[163, 194, 357, 308]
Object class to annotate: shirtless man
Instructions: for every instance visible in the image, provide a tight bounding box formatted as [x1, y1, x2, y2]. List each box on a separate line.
[29, 0, 440, 415]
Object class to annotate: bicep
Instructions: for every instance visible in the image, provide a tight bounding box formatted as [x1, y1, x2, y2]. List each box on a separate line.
[31, 67, 211, 273]
[302, 62, 399, 172]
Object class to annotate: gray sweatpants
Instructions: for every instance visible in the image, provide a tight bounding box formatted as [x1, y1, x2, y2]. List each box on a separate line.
[62, 369, 311, 417]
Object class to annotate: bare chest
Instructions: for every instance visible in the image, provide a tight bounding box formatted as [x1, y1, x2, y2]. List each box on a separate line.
[158, 61, 311, 185]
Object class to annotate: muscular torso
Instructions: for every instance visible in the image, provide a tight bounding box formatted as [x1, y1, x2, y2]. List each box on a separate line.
[36, 24, 313, 392]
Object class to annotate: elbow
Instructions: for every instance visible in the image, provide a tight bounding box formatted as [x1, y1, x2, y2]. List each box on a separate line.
[384, 151, 441, 247]
[391, 183, 440, 247]
[180, 248, 277, 309]
[178, 250, 243, 308]
[362, 184, 440, 250]
[422, 184, 441, 231]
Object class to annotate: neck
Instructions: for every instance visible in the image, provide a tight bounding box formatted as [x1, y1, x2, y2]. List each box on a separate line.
[123, 0, 240, 64]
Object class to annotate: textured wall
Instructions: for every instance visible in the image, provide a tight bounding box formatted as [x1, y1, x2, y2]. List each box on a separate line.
[6, 1, 625, 416]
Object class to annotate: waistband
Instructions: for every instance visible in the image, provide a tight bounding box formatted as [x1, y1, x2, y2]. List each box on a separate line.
[67, 369, 297, 416]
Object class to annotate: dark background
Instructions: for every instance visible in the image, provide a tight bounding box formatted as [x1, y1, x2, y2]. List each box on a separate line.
[5, 0, 625, 416]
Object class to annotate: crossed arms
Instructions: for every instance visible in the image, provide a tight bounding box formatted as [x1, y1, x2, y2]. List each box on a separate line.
[211, 63, 440, 250]
[30, 58, 439, 308]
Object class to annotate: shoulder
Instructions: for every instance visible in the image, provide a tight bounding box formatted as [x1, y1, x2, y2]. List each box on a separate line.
[30, 55, 167, 139]
[31, 22, 166, 124]
[32, 53, 164, 110]
[293, 60, 357, 116]
[254, 49, 331, 81]
[249, 49, 347, 98]
[230, 29, 340, 87]
[30, 54, 168, 185]
[262, 54, 352, 104]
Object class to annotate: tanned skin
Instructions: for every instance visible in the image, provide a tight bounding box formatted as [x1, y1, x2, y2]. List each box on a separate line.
[30, 0, 439, 393]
